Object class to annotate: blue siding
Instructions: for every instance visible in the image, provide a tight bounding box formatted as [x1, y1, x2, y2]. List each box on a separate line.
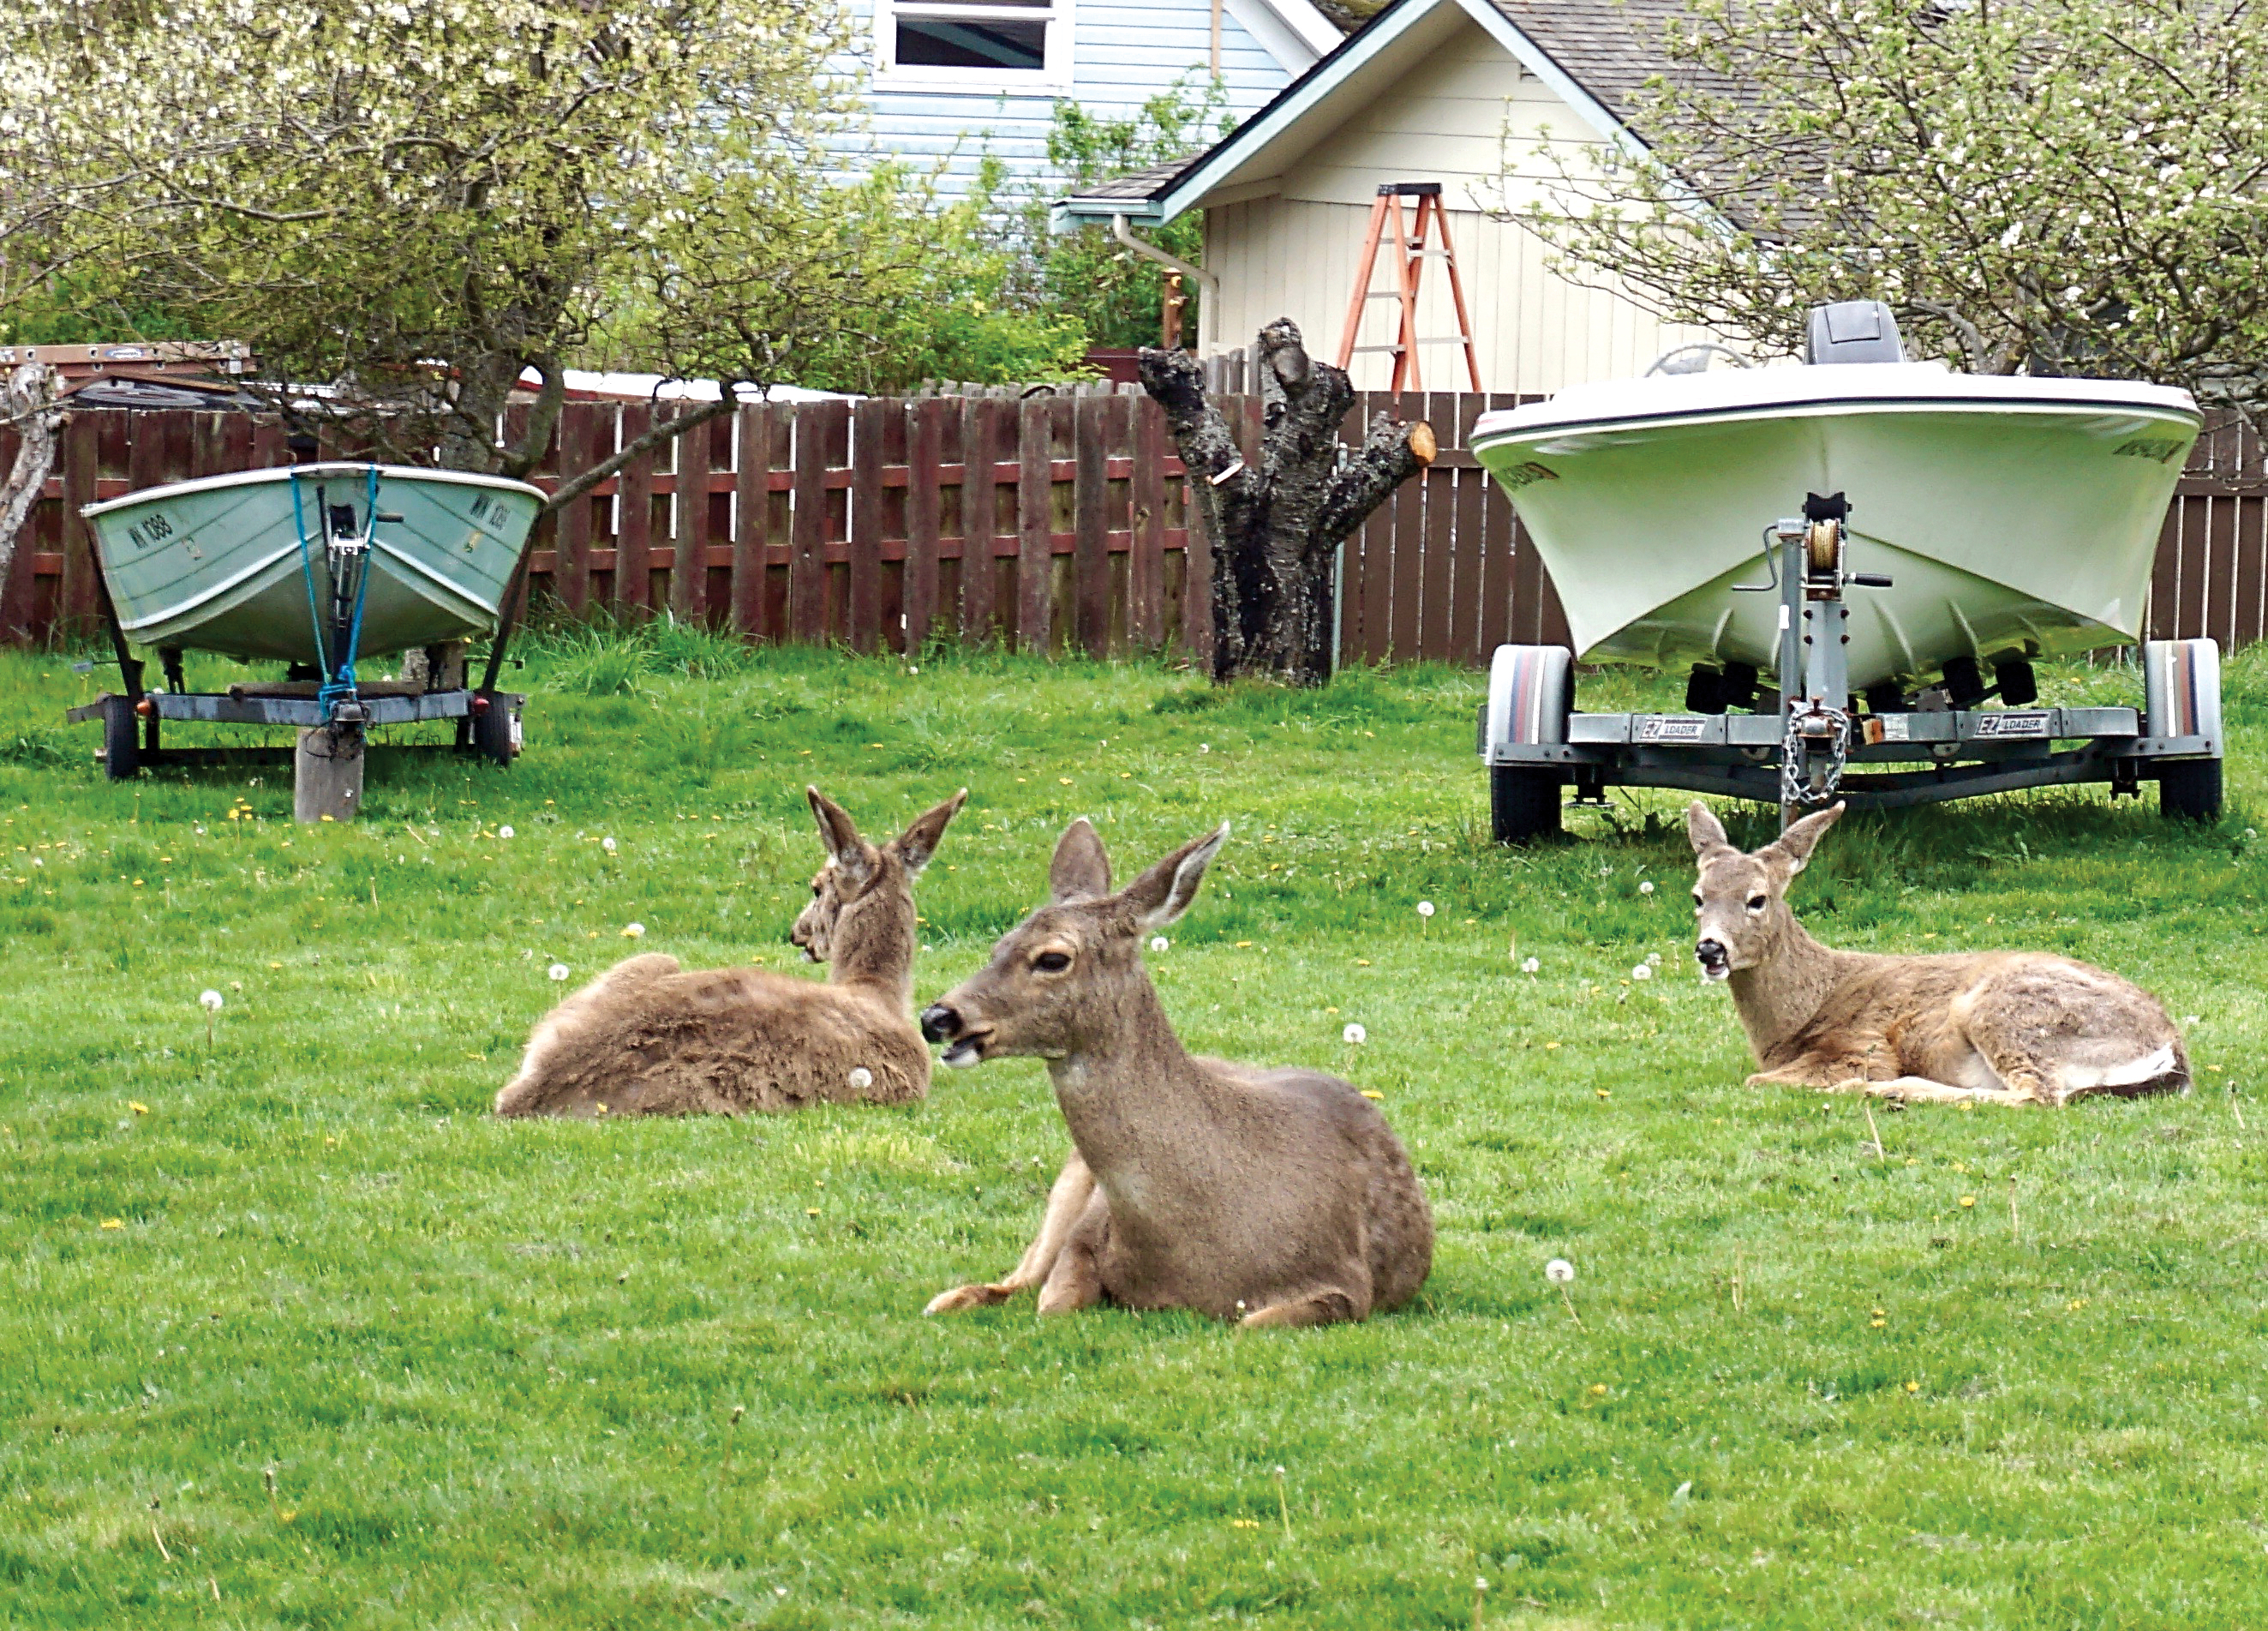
[832, 0, 1301, 201]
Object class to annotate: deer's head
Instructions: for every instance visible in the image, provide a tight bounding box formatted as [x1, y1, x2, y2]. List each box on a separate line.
[1686, 800, 1841, 980]
[919, 818, 1228, 1067]
[789, 785, 965, 967]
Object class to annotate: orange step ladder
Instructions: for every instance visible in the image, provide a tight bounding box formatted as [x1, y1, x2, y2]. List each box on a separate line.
[1333, 182, 1482, 393]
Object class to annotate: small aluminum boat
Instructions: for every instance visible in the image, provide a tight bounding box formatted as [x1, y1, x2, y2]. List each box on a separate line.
[81, 463, 545, 665]
[1470, 357, 2200, 691]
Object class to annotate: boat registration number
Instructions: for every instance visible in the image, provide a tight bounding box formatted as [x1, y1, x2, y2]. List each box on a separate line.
[126, 513, 176, 550]
[1973, 711, 2052, 740]
[1639, 717, 1708, 743]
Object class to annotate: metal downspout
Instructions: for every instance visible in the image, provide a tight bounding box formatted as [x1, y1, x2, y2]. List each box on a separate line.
[1110, 214, 1219, 351]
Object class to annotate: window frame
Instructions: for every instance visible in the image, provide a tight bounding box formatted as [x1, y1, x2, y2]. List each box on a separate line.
[873, 0, 1074, 95]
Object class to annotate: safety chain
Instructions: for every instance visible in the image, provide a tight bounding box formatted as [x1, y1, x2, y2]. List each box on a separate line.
[1780, 705, 1851, 810]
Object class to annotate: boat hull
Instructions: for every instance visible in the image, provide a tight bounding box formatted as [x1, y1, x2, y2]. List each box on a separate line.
[81, 464, 546, 665]
[1470, 367, 2200, 690]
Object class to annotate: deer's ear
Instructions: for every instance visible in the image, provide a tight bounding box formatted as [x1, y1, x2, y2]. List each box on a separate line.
[1049, 818, 1112, 902]
[1117, 822, 1230, 930]
[1686, 801, 1732, 856]
[1763, 801, 1844, 875]
[892, 788, 966, 876]
[807, 785, 874, 891]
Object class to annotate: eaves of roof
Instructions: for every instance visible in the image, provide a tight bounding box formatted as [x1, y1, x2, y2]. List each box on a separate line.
[1053, 0, 1698, 228]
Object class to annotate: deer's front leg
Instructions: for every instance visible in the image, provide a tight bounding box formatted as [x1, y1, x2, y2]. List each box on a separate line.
[925, 1151, 1093, 1316]
[1745, 1057, 1872, 1090]
[1035, 1187, 1111, 1316]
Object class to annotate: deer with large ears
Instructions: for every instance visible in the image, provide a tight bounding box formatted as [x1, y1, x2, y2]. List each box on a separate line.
[494, 786, 966, 1118]
[1688, 800, 2188, 1106]
[917, 818, 1434, 1327]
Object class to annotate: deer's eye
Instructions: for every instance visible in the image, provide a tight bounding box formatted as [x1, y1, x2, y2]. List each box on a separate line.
[1032, 951, 1072, 974]
[1746, 894, 1768, 913]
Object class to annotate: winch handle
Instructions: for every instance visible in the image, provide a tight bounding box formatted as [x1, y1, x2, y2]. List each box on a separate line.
[1849, 573, 1894, 588]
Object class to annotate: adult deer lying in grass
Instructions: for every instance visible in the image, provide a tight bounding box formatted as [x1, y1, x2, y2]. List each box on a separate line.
[494, 787, 965, 1118]
[1688, 801, 2188, 1106]
[918, 818, 1433, 1327]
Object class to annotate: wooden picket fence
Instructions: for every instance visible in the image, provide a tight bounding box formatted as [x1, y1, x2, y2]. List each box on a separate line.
[7, 391, 2265, 667]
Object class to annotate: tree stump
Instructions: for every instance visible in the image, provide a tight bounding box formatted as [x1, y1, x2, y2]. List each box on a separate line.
[294, 723, 366, 824]
[1140, 319, 1433, 685]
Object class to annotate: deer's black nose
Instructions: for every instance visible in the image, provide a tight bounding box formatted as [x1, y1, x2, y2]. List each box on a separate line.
[919, 1004, 961, 1044]
[1696, 938, 1729, 971]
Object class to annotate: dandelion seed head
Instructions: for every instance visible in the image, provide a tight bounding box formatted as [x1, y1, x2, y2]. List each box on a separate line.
[622, 922, 645, 938]
[601, 836, 618, 853]
[548, 962, 571, 981]
[198, 989, 223, 1012]
[1632, 963, 1654, 980]
[498, 824, 514, 839]
[1639, 880, 1655, 895]
[1150, 936, 1169, 952]
[1342, 1022, 1367, 1045]
[1521, 956, 1541, 974]
[1546, 1258, 1575, 1283]
[1416, 901, 1435, 918]
[847, 1066, 873, 1091]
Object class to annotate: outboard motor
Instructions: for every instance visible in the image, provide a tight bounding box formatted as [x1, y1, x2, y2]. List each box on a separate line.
[1804, 300, 1905, 365]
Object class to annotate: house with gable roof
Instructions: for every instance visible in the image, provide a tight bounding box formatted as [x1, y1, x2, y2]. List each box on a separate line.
[1052, 0, 1720, 393]
[841, 0, 1348, 201]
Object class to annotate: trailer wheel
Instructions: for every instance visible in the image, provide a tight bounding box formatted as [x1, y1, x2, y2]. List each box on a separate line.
[1490, 765, 1562, 845]
[472, 696, 518, 767]
[102, 695, 141, 782]
[2160, 758, 2222, 822]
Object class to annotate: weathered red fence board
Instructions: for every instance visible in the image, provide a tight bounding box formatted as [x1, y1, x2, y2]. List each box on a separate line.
[8, 395, 2261, 667]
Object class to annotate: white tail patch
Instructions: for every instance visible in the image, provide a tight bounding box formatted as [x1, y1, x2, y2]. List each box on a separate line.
[2062, 1044, 2178, 1093]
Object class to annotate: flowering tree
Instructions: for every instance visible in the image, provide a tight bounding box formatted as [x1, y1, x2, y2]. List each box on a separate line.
[1520, 0, 2268, 418]
[1, 0, 851, 477]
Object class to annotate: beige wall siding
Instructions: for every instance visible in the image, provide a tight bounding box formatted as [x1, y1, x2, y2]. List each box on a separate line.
[1199, 14, 1713, 393]
[1206, 195, 1704, 395]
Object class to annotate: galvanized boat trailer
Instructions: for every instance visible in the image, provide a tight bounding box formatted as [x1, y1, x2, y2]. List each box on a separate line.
[1481, 494, 2224, 840]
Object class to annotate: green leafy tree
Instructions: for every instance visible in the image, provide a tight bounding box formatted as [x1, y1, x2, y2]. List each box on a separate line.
[1518, 0, 2268, 417]
[1021, 78, 1230, 350]
[615, 159, 1088, 397]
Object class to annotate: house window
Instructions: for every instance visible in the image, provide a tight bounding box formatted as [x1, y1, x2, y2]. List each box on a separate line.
[877, 0, 1071, 91]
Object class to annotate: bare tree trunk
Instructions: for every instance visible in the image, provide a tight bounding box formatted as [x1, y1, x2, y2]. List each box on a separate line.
[1140, 320, 1433, 685]
[0, 363, 63, 609]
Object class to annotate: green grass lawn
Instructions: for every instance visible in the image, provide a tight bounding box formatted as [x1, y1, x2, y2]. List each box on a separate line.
[4, 629, 2267, 1628]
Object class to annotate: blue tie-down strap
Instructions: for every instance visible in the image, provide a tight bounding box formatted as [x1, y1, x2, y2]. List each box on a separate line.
[314, 467, 380, 722]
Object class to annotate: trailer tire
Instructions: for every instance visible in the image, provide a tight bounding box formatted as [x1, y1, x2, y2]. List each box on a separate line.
[2159, 758, 2222, 823]
[102, 695, 141, 782]
[1491, 765, 1562, 845]
[472, 696, 518, 768]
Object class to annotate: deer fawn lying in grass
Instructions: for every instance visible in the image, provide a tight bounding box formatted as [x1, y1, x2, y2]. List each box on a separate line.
[917, 818, 1433, 1327]
[1689, 801, 2187, 1106]
[494, 787, 965, 1118]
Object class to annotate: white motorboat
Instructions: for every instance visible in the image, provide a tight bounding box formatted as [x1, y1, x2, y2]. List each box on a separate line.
[1470, 356, 2199, 693]
[1469, 303, 2223, 838]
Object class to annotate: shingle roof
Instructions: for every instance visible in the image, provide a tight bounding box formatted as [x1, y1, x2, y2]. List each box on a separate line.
[1487, 0, 1752, 131]
[1486, 0, 1685, 129]
[1065, 157, 1202, 206]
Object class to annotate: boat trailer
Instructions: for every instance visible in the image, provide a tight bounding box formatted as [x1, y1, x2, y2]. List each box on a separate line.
[1480, 495, 2224, 840]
